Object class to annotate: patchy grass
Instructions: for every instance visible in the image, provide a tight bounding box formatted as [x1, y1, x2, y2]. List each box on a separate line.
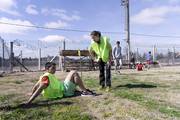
[0, 98, 92, 120]
[0, 67, 180, 120]
[0, 94, 16, 103]
[113, 75, 180, 118]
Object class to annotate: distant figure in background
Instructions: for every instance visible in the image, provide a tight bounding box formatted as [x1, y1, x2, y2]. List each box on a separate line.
[146, 51, 152, 69]
[136, 62, 144, 71]
[130, 52, 136, 69]
[113, 41, 122, 73]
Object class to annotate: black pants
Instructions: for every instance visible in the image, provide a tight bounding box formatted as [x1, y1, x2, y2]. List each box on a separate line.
[98, 59, 111, 87]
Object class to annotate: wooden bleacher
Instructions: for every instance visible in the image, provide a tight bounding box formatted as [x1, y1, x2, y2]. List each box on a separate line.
[60, 50, 97, 71]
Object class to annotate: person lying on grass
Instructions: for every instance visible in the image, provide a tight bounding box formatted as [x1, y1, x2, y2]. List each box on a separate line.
[26, 62, 94, 105]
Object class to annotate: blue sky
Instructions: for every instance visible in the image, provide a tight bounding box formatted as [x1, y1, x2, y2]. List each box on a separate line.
[0, 0, 180, 57]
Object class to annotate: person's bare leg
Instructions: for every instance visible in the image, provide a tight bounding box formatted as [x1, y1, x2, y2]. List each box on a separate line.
[65, 71, 87, 91]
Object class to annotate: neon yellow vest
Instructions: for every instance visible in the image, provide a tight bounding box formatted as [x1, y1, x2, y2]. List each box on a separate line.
[40, 72, 64, 99]
[90, 36, 110, 62]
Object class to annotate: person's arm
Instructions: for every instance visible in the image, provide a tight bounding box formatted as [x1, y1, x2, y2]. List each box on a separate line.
[26, 82, 47, 105]
[89, 46, 97, 60]
[26, 76, 49, 104]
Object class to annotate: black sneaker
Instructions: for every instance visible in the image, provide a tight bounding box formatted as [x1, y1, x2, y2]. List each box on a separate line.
[81, 91, 94, 96]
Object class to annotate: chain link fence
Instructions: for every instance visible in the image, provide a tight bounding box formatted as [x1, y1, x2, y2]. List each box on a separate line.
[2, 34, 180, 73]
[0, 37, 11, 73]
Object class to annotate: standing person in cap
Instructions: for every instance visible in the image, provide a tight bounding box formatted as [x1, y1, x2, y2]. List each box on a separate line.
[113, 41, 123, 73]
[89, 31, 113, 92]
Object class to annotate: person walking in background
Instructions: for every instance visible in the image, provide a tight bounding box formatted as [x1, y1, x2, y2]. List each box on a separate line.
[89, 31, 113, 92]
[146, 51, 152, 69]
[113, 41, 123, 73]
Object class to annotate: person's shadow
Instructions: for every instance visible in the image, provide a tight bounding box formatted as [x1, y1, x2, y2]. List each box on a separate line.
[0, 99, 73, 111]
[0, 90, 101, 111]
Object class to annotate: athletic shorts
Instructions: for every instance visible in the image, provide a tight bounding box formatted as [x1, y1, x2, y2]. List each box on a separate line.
[63, 80, 76, 97]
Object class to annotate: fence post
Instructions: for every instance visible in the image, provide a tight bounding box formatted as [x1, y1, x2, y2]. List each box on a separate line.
[167, 49, 170, 65]
[38, 48, 41, 71]
[10, 42, 14, 72]
[62, 40, 66, 71]
[20, 50, 23, 71]
[2, 39, 5, 72]
[59, 47, 63, 71]
[136, 48, 139, 62]
[172, 47, 175, 65]
[153, 45, 156, 62]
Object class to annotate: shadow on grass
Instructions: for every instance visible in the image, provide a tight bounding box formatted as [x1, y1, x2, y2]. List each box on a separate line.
[0, 90, 101, 111]
[115, 83, 157, 89]
[0, 100, 73, 111]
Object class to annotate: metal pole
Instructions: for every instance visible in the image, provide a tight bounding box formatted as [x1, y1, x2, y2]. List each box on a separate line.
[121, 0, 131, 64]
[20, 50, 22, 72]
[63, 39, 66, 71]
[2, 39, 5, 72]
[168, 49, 170, 65]
[38, 48, 41, 71]
[59, 46, 63, 71]
[172, 47, 175, 65]
[136, 48, 139, 62]
[63, 39, 66, 50]
[126, 0, 131, 64]
[58, 47, 61, 70]
[10, 42, 14, 72]
[153, 45, 156, 62]
[78, 49, 82, 78]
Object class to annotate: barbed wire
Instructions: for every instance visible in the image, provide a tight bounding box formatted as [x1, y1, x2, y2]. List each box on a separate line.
[1, 21, 180, 38]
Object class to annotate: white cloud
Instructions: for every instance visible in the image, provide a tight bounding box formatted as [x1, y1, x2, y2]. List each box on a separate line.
[44, 20, 68, 28]
[26, 4, 39, 15]
[0, 0, 16, 10]
[131, 6, 180, 25]
[52, 8, 67, 15]
[0, 0, 20, 16]
[55, 13, 81, 21]
[169, 0, 180, 4]
[41, 8, 49, 15]
[41, 8, 66, 16]
[40, 35, 67, 42]
[0, 17, 34, 34]
[41, 8, 81, 21]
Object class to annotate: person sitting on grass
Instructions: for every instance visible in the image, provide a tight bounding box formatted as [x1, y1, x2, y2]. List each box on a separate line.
[136, 62, 144, 71]
[26, 62, 94, 105]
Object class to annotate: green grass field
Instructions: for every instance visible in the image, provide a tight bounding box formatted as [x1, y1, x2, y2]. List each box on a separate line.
[0, 66, 180, 120]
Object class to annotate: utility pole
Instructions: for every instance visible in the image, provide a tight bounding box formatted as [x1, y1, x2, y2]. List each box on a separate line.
[121, 0, 131, 64]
